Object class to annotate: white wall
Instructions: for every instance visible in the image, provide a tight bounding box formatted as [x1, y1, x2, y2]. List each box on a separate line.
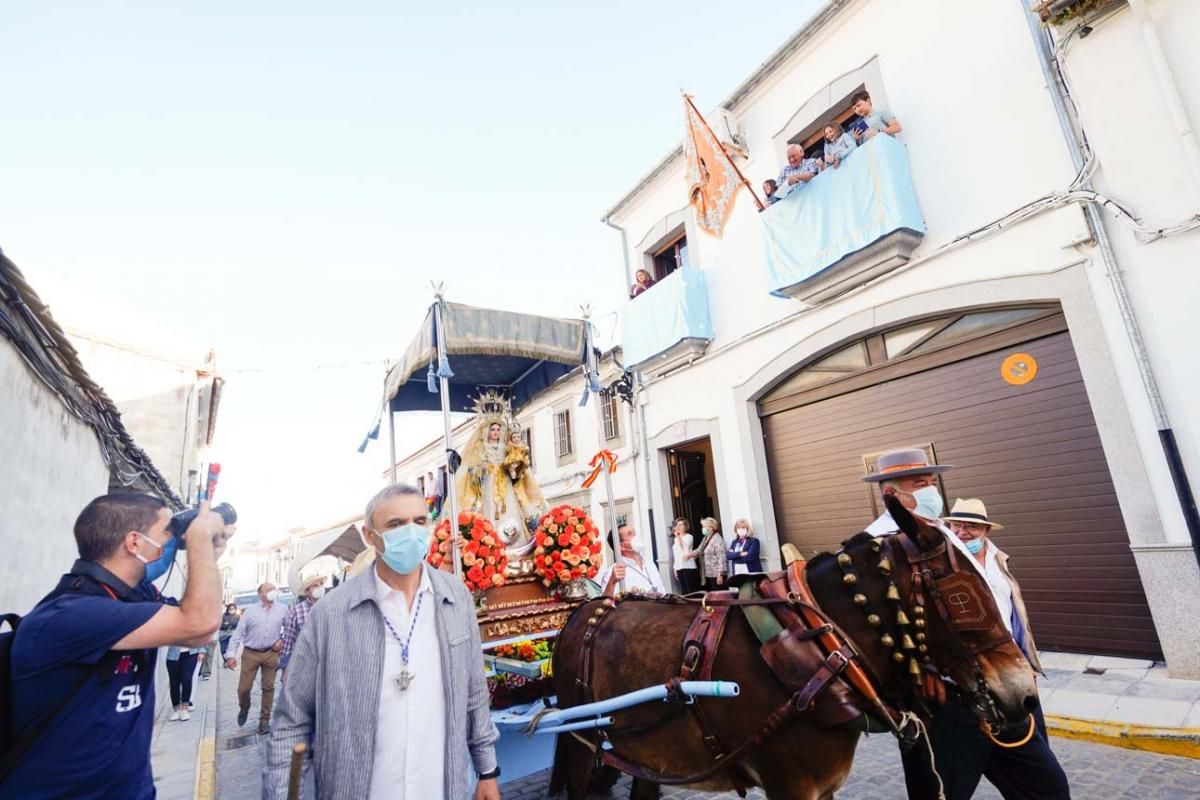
[0, 343, 113, 613]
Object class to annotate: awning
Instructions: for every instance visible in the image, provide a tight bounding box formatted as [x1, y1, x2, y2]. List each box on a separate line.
[286, 523, 364, 594]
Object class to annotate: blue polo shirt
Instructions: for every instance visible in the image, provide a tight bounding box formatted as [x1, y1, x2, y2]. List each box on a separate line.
[0, 562, 167, 800]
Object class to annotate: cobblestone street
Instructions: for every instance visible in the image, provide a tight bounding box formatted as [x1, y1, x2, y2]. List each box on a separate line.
[212, 663, 1200, 800]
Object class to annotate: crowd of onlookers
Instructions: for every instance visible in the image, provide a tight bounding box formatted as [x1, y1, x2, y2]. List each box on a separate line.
[765, 90, 902, 206]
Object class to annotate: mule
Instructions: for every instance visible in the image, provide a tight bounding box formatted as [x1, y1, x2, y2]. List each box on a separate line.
[550, 495, 1039, 800]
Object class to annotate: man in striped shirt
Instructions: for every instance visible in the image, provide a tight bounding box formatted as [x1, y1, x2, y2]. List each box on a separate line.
[278, 574, 325, 681]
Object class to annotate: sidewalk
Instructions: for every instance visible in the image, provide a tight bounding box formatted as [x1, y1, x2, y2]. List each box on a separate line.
[1039, 652, 1200, 757]
[149, 666, 217, 800]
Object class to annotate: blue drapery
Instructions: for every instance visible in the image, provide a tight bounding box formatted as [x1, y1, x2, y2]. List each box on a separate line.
[760, 134, 926, 298]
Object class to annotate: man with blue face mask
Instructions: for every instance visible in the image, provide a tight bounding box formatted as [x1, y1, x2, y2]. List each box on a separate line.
[264, 483, 500, 800]
[862, 447, 953, 535]
[0, 493, 228, 799]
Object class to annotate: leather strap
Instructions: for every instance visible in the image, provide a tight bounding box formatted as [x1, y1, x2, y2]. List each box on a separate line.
[680, 604, 732, 682]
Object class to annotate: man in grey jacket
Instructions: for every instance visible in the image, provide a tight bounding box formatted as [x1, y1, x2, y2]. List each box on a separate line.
[264, 483, 500, 800]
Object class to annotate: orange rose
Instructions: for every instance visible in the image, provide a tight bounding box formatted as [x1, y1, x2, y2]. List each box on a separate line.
[557, 570, 571, 582]
[570, 533, 581, 545]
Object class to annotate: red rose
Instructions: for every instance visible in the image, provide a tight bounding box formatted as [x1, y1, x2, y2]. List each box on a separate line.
[589, 542, 602, 554]
[468, 565, 485, 583]
[586, 565, 598, 578]
[557, 534, 571, 547]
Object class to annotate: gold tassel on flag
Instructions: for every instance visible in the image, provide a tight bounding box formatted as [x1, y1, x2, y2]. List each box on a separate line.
[682, 94, 763, 238]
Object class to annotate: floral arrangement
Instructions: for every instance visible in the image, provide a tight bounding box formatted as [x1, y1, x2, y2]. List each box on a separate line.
[532, 504, 603, 588]
[491, 638, 552, 663]
[426, 511, 508, 592]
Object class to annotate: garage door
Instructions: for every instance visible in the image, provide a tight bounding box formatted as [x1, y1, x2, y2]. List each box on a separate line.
[760, 306, 1162, 660]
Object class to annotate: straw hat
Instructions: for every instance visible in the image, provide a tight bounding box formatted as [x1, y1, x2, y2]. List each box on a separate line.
[942, 498, 1005, 530]
[861, 447, 954, 483]
[300, 574, 326, 594]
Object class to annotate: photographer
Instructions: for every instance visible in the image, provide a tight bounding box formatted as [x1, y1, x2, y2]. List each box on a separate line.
[0, 493, 228, 800]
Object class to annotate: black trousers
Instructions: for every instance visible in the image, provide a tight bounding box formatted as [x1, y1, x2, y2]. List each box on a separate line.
[166, 652, 199, 707]
[901, 700, 1070, 800]
[675, 568, 700, 594]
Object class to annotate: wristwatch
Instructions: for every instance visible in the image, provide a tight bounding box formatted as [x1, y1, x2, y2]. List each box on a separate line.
[478, 766, 501, 781]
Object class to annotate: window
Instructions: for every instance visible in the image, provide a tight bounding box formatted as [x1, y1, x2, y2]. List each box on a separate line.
[652, 232, 688, 281]
[601, 391, 621, 442]
[554, 408, 574, 461]
[520, 426, 534, 471]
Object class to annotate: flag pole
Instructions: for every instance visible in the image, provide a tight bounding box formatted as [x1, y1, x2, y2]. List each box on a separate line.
[684, 93, 765, 211]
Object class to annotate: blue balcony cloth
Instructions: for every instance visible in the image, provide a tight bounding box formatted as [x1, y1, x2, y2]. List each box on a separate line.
[621, 267, 713, 370]
[760, 133, 925, 298]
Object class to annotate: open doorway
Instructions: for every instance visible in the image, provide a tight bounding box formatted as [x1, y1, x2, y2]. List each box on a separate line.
[667, 438, 722, 534]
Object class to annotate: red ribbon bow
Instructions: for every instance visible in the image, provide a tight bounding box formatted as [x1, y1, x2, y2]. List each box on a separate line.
[581, 449, 619, 489]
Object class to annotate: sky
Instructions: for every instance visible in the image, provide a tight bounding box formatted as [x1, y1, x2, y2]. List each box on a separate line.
[2, 0, 824, 548]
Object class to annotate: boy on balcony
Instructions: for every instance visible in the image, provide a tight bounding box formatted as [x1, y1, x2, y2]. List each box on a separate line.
[851, 90, 903, 142]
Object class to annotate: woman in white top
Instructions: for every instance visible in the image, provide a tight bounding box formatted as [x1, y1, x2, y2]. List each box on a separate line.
[598, 525, 665, 596]
[671, 518, 700, 594]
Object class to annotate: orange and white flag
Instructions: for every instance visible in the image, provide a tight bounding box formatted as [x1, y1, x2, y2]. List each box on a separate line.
[683, 95, 750, 237]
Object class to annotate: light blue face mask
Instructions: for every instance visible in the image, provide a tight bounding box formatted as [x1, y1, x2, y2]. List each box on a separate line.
[137, 532, 177, 585]
[902, 486, 945, 520]
[377, 523, 432, 575]
[964, 538, 985, 556]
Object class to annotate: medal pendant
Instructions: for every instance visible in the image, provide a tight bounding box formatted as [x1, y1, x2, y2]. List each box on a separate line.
[394, 668, 414, 692]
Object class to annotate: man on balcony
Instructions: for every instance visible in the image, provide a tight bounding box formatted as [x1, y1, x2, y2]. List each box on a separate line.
[774, 144, 821, 200]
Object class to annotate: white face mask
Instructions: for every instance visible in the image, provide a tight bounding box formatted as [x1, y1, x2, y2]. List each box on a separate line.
[265, 590, 279, 603]
[310, 587, 325, 600]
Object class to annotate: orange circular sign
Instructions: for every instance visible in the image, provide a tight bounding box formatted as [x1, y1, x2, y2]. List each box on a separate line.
[1001, 353, 1038, 385]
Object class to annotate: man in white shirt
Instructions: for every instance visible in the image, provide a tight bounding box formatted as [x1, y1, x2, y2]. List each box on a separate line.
[597, 525, 665, 596]
[263, 484, 499, 800]
[860, 449, 1068, 800]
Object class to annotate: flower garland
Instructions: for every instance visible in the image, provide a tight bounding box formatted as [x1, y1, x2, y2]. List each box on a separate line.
[427, 511, 508, 592]
[532, 504, 602, 588]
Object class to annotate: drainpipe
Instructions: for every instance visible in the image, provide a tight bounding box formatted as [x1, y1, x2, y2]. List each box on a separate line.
[604, 216, 634, 297]
[1020, 1, 1200, 569]
[1127, 0, 1200, 198]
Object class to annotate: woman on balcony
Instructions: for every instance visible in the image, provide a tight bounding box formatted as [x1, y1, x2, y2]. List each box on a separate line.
[630, 269, 656, 297]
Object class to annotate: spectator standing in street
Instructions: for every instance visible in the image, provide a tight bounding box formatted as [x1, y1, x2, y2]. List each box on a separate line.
[165, 645, 199, 720]
[264, 483, 500, 800]
[224, 582, 288, 735]
[0, 494, 226, 800]
[691, 516, 728, 590]
[671, 517, 700, 594]
[218, 602, 240, 658]
[278, 574, 326, 681]
[726, 519, 763, 574]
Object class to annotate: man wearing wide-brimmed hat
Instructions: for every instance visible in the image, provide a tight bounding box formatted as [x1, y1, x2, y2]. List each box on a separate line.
[278, 573, 327, 682]
[861, 447, 954, 533]
[860, 451, 1070, 800]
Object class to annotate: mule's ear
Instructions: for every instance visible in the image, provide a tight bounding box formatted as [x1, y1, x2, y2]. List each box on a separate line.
[884, 493, 943, 549]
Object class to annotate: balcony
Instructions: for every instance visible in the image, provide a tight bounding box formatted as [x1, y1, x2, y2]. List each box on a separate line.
[761, 133, 926, 304]
[622, 267, 713, 376]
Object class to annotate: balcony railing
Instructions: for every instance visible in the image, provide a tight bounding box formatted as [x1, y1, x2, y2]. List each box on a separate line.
[622, 267, 713, 376]
[761, 133, 926, 304]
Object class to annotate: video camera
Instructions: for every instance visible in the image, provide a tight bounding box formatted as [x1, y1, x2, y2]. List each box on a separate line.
[168, 502, 237, 549]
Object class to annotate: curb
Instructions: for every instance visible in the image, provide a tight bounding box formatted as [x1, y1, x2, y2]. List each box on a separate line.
[1046, 714, 1200, 759]
[194, 698, 217, 800]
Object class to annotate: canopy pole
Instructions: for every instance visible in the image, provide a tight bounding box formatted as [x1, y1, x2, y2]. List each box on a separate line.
[434, 300, 463, 579]
[584, 315, 624, 593]
[387, 407, 397, 485]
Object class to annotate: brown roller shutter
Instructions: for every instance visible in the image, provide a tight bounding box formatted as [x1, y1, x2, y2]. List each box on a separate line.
[760, 315, 1162, 660]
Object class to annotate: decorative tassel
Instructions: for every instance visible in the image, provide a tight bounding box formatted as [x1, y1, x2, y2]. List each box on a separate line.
[437, 352, 454, 379]
[426, 360, 437, 393]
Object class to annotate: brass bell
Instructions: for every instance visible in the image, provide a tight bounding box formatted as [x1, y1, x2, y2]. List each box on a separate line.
[867, 614, 881, 627]
[853, 593, 868, 606]
[877, 557, 891, 574]
[901, 634, 916, 650]
[909, 658, 922, 677]
[837, 553, 852, 567]
[918, 644, 928, 654]
[914, 618, 926, 629]
[915, 632, 926, 643]
[843, 573, 858, 585]
[913, 604, 925, 617]
[893, 651, 906, 663]
[594, 607, 606, 616]
[870, 538, 883, 551]
[896, 610, 911, 626]
[881, 634, 895, 647]
[886, 584, 901, 601]
[922, 654, 933, 664]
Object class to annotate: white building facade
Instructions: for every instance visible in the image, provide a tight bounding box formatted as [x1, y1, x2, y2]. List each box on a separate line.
[604, 0, 1200, 676]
